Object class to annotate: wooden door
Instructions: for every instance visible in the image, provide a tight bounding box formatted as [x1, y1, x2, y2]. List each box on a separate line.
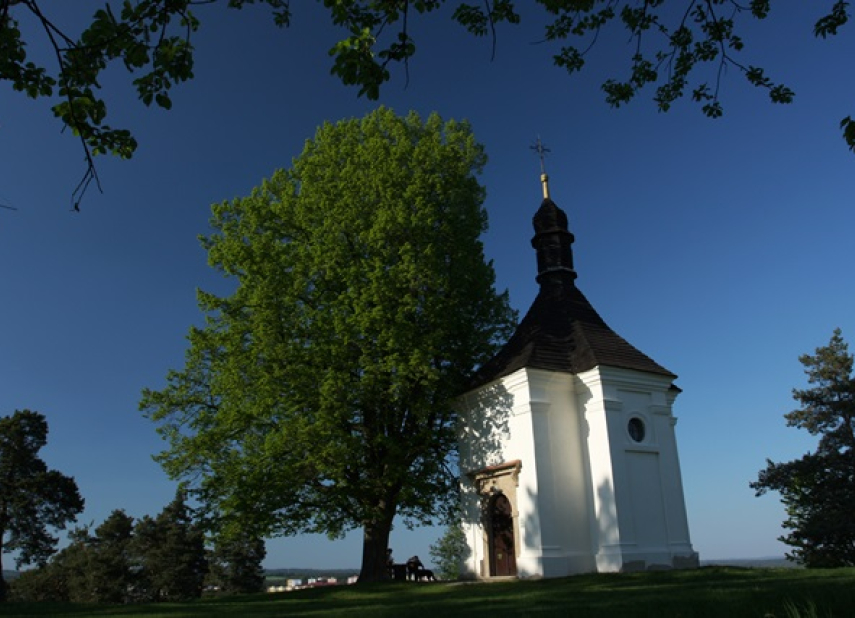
[489, 494, 517, 576]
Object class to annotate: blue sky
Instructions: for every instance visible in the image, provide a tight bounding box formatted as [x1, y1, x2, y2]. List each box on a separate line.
[1, 3, 853, 569]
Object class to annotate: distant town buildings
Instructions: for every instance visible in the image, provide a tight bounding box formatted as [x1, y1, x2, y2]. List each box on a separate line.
[266, 575, 359, 593]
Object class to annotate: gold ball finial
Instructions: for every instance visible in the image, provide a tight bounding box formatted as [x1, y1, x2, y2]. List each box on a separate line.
[541, 173, 550, 199]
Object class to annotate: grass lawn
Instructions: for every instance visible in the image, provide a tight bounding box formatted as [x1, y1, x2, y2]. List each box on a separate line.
[5, 567, 855, 617]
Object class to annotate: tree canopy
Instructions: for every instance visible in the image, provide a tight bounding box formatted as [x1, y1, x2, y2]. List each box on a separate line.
[9, 497, 213, 603]
[85, 510, 137, 603]
[428, 520, 468, 581]
[132, 491, 208, 601]
[17, 510, 138, 604]
[751, 329, 855, 567]
[206, 532, 267, 594]
[0, 409, 85, 602]
[140, 107, 516, 581]
[2, 1, 851, 207]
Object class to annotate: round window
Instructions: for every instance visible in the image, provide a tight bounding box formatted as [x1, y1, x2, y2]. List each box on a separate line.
[628, 417, 645, 442]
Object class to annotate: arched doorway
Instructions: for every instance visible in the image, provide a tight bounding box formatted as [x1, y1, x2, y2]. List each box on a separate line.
[489, 493, 517, 576]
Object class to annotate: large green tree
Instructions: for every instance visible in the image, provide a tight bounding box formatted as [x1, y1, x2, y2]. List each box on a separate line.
[751, 328, 855, 567]
[2, 1, 851, 207]
[0, 410, 84, 602]
[140, 107, 516, 581]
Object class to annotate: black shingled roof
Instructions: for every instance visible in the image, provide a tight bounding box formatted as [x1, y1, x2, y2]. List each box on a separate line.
[470, 283, 675, 389]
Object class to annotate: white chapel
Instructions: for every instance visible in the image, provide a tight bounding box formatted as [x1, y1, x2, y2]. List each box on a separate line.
[457, 172, 698, 579]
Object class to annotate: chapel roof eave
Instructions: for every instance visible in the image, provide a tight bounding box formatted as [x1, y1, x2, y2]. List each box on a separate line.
[469, 283, 675, 391]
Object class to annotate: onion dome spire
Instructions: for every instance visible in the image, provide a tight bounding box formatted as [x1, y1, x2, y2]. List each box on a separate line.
[467, 144, 675, 389]
[529, 138, 576, 288]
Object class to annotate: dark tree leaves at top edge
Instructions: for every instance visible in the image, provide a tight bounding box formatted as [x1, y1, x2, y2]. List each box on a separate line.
[2, 1, 852, 207]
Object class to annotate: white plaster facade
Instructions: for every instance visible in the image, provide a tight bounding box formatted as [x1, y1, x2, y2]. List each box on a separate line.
[458, 364, 698, 579]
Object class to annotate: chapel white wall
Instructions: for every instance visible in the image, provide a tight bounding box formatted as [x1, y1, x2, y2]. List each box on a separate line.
[458, 364, 697, 579]
[577, 366, 698, 571]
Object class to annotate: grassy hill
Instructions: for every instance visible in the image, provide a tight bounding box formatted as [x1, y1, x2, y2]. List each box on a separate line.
[5, 566, 855, 617]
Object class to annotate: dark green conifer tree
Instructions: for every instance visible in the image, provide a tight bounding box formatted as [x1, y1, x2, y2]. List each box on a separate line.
[132, 492, 207, 601]
[88, 510, 136, 603]
[752, 328, 855, 567]
[0, 410, 84, 601]
[206, 533, 267, 594]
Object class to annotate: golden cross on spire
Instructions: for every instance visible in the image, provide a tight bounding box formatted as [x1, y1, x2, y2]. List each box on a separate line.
[530, 136, 551, 199]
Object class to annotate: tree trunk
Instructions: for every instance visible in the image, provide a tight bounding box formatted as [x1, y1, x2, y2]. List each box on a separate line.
[357, 500, 397, 583]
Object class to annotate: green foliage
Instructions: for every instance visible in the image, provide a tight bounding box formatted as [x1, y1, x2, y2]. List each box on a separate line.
[25, 514, 138, 604]
[86, 510, 137, 603]
[841, 116, 855, 153]
[752, 329, 855, 568]
[132, 492, 208, 601]
[1, 0, 289, 206]
[13, 513, 137, 604]
[2, 0, 290, 154]
[815, 1, 851, 38]
[141, 107, 516, 581]
[429, 521, 468, 580]
[0, 410, 84, 602]
[8, 499, 211, 604]
[781, 598, 826, 618]
[48, 527, 99, 603]
[206, 532, 266, 594]
[2, 1, 853, 207]
[6, 529, 99, 604]
[7, 561, 69, 603]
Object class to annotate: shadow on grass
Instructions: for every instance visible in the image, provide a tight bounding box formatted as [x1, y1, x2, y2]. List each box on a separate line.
[5, 567, 855, 618]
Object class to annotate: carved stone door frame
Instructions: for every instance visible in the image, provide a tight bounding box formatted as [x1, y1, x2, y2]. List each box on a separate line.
[468, 460, 521, 578]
